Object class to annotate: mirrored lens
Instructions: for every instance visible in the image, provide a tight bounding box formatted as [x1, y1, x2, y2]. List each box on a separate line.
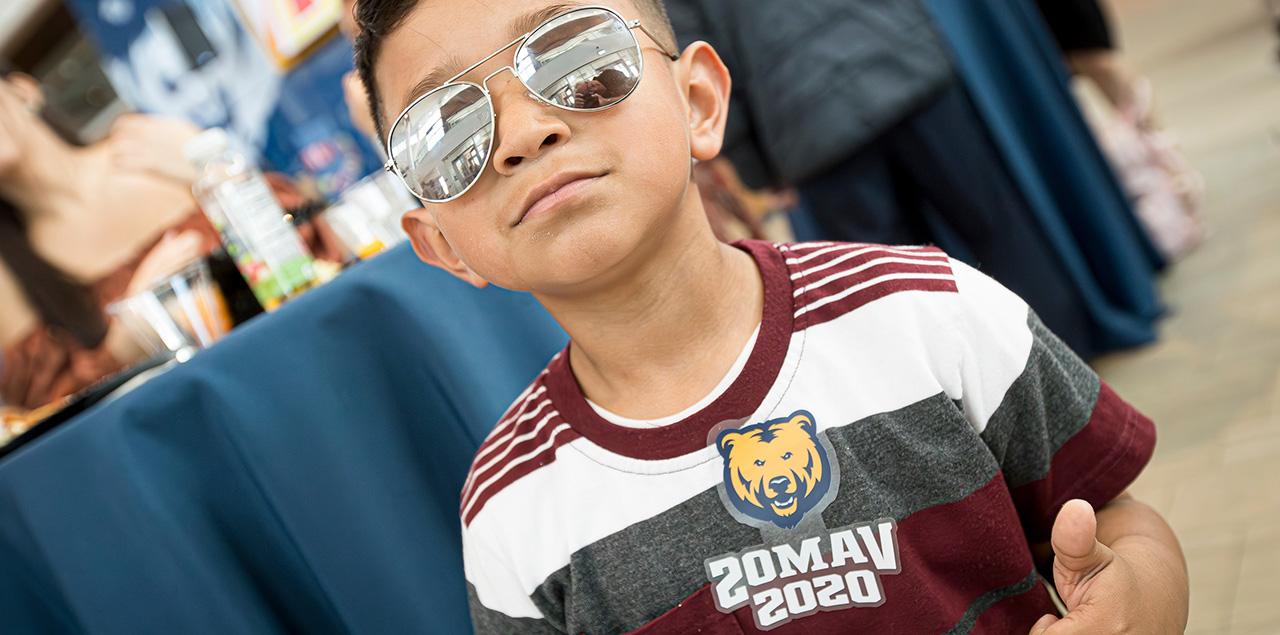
[388, 83, 493, 201]
[514, 8, 642, 110]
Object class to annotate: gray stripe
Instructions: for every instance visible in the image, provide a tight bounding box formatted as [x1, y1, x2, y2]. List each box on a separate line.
[533, 487, 759, 634]
[943, 569, 1043, 635]
[536, 393, 1003, 634]
[468, 582, 563, 634]
[979, 311, 1101, 489]
[818, 392, 1001, 529]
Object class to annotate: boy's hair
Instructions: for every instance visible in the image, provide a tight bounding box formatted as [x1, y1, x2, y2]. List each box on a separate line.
[352, 0, 679, 144]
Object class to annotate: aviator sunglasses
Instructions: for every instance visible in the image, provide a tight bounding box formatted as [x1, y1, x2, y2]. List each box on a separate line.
[383, 5, 679, 202]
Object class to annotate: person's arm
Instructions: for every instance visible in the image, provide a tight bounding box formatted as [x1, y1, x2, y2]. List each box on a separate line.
[945, 258, 1187, 632]
[108, 114, 203, 185]
[1029, 494, 1188, 633]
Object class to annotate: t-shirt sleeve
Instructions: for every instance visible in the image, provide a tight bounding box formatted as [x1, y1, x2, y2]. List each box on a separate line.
[947, 259, 1156, 543]
[464, 528, 563, 634]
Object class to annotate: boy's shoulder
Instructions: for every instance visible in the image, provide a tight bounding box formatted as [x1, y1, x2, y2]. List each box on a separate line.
[777, 238, 1029, 324]
[458, 365, 570, 526]
[774, 240, 980, 332]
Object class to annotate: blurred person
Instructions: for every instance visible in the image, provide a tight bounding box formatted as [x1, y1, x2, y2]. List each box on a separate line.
[666, 0, 1103, 358]
[354, 0, 1187, 631]
[0, 73, 324, 410]
[574, 68, 635, 109]
[1035, 0, 1205, 260]
[1034, 0, 1149, 122]
[0, 73, 220, 410]
[596, 68, 635, 98]
[340, 0, 379, 142]
[572, 78, 610, 109]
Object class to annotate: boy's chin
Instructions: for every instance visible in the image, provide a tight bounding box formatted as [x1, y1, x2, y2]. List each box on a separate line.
[511, 217, 659, 293]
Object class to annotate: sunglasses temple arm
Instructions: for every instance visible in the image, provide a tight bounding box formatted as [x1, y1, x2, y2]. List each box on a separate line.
[633, 22, 680, 60]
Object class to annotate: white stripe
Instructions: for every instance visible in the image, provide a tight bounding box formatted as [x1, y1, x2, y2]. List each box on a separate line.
[489, 385, 547, 439]
[463, 410, 561, 508]
[473, 397, 552, 466]
[947, 258, 1034, 433]
[462, 398, 552, 499]
[463, 403, 554, 502]
[507, 373, 543, 409]
[496, 370, 547, 420]
[778, 240, 838, 253]
[791, 248, 949, 283]
[793, 257, 954, 297]
[462, 423, 573, 521]
[463, 437, 723, 618]
[461, 386, 547, 495]
[786, 243, 931, 266]
[795, 272, 955, 317]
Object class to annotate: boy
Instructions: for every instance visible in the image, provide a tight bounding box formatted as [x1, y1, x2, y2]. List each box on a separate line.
[353, 0, 1189, 632]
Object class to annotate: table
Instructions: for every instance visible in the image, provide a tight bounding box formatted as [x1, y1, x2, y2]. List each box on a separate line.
[0, 245, 566, 633]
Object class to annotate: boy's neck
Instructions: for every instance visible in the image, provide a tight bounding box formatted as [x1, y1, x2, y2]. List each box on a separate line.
[534, 193, 764, 421]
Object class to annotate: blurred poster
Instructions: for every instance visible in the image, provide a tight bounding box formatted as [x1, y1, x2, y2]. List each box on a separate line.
[263, 38, 377, 197]
[65, 0, 381, 199]
[231, 0, 342, 69]
[70, 0, 280, 148]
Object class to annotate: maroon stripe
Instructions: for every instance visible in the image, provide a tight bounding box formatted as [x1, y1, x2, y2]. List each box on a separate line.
[462, 427, 581, 526]
[462, 382, 555, 504]
[971, 585, 1061, 633]
[628, 474, 1054, 633]
[793, 258, 951, 289]
[461, 405, 556, 505]
[778, 241, 847, 253]
[1009, 381, 1156, 543]
[461, 412, 566, 514]
[781, 242, 939, 258]
[544, 240, 795, 461]
[470, 391, 551, 466]
[795, 260, 954, 300]
[788, 247, 949, 281]
[796, 278, 960, 331]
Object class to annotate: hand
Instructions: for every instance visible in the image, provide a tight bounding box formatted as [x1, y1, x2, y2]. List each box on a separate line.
[125, 230, 206, 297]
[108, 113, 202, 184]
[1029, 500, 1176, 634]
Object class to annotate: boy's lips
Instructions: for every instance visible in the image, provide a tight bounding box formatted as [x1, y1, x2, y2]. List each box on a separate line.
[514, 171, 607, 226]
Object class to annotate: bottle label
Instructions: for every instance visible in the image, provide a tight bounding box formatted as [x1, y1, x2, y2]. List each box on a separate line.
[210, 175, 316, 306]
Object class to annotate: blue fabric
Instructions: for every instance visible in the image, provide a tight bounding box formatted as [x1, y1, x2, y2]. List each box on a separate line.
[924, 0, 1165, 351]
[0, 245, 566, 634]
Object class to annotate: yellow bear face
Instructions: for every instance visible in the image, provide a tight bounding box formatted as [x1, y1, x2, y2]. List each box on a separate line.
[717, 411, 831, 529]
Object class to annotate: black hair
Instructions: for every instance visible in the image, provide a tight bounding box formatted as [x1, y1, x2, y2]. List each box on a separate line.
[0, 65, 107, 347]
[352, 0, 678, 143]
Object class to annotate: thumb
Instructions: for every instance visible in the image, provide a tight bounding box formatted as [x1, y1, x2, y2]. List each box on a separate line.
[1050, 499, 1114, 599]
[1029, 613, 1059, 634]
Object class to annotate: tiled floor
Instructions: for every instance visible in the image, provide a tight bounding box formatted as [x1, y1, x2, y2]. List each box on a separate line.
[1089, 0, 1280, 632]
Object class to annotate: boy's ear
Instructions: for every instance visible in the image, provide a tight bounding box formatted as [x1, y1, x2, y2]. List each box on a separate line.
[401, 208, 490, 288]
[677, 41, 732, 162]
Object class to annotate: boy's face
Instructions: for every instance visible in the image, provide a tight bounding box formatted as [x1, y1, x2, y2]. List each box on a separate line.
[373, 0, 729, 293]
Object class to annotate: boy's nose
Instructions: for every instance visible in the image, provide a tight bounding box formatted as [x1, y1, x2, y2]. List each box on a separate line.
[489, 82, 571, 174]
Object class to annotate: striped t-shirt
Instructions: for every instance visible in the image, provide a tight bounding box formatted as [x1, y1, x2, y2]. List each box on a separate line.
[461, 240, 1155, 634]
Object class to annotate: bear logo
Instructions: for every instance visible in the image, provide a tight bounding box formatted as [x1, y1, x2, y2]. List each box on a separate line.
[716, 410, 832, 529]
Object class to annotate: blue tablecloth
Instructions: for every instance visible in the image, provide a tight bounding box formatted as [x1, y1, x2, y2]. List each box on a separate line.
[0, 245, 566, 633]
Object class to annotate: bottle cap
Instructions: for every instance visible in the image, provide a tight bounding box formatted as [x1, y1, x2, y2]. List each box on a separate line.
[183, 128, 231, 168]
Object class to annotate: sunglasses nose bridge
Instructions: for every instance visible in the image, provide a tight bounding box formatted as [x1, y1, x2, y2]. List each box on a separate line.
[480, 66, 517, 94]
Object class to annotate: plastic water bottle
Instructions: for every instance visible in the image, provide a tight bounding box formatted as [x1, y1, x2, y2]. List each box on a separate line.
[185, 129, 316, 311]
